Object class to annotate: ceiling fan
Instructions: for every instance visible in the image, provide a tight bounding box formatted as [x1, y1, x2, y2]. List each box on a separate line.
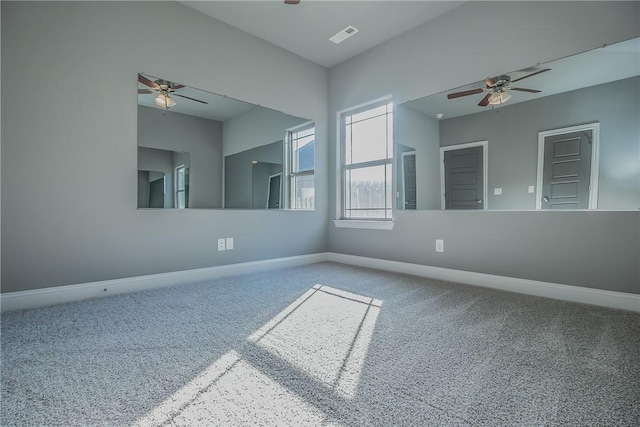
[447, 68, 551, 107]
[138, 74, 208, 109]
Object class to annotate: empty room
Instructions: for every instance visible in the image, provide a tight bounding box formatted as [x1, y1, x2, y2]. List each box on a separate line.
[1, 1, 639, 425]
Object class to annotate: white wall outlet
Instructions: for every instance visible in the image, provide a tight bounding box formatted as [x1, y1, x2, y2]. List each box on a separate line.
[225, 237, 234, 250]
[493, 187, 503, 196]
[217, 238, 226, 252]
[528, 185, 535, 194]
[435, 239, 444, 253]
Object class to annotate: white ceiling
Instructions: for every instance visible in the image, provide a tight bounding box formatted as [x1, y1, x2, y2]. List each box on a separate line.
[180, 0, 465, 68]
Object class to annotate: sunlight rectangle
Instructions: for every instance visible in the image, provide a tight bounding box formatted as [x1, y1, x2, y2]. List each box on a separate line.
[249, 285, 382, 399]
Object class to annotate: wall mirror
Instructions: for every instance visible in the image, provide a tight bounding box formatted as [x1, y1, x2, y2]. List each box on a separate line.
[396, 37, 639, 211]
[137, 73, 315, 210]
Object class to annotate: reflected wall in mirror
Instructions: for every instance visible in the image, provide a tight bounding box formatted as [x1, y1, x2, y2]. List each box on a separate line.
[396, 37, 639, 210]
[137, 73, 314, 210]
[137, 148, 190, 209]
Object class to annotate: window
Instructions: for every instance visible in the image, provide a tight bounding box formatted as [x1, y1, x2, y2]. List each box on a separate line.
[287, 123, 315, 210]
[340, 100, 393, 219]
[175, 165, 187, 209]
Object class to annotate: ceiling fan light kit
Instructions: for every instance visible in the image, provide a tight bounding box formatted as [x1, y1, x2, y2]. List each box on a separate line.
[488, 91, 511, 105]
[154, 92, 176, 108]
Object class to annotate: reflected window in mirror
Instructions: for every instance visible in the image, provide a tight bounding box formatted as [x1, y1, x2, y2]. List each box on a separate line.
[175, 164, 188, 209]
[396, 37, 639, 211]
[287, 122, 316, 210]
[339, 99, 394, 219]
[137, 73, 315, 210]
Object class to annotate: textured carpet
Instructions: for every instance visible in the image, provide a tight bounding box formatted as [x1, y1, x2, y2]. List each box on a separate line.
[1, 262, 639, 426]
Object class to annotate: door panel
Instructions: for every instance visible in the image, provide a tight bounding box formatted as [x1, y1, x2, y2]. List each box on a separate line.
[542, 130, 592, 209]
[444, 146, 483, 210]
[267, 174, 281, 209]
[402, 153, 417, 210]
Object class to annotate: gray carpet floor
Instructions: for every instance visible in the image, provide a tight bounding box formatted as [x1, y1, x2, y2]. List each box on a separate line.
[1, 262, 639, 426]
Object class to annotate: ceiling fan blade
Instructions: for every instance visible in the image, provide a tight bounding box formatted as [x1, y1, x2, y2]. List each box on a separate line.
[478, 92, 492, 107]
[174, 93, 209, 104]
[447, 88, 484, 99]
[138, 74, 160, 90]
[511, 68, 551, 83]
[510, 87, 541, 93]
[138, 89, 153, 94]
[171, 84, 186, 90]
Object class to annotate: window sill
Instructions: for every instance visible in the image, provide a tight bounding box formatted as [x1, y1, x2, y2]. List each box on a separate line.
[332, 219, 395, 230]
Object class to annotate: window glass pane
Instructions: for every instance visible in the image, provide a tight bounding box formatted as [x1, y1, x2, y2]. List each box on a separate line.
[344, 165, 391, 218]
[345, 124, 352, 165]
[348, 114, 388, 164]
[293, 174, 315, 209]
[177, 167, 185, 191]
[297, 127, 315, 139]
[295, 136, 315, 172]
[350, 104, 387, 123]
[177, 191, 185, 209]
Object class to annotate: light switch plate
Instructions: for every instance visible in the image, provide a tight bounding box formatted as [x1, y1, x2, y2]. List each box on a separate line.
[226, 237, 234, 250]
[217, 238, 226, 251]
[494, 188, 503, 196]
[528, 185, 535, 194]
[435, 239, 444, 253]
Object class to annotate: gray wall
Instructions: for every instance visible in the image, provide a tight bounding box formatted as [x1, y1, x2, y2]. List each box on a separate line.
[439, 76, 640, 209]
[396, 104, 441, 210]
[329, 1, 640, 294]
[225, 140, 283, 209]
[137, 147, 174, 208]
[223, 106, 309, 157]
[1, 1, 328, 293]
[138, 105, 222, 208]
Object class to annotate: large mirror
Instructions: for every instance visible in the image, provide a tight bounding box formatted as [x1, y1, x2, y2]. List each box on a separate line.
[396, 37, 639, 210]
[137, 74, 315, 210]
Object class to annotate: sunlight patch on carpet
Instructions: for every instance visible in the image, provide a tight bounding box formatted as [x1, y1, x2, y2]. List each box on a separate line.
[133, 350, 328, 426]
[248, 284, 382, 398]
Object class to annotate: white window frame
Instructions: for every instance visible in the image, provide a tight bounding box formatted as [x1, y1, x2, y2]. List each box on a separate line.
[175, 164, 186, 209]
[334, 97, 395, 229]
[284, 121, 315, 210]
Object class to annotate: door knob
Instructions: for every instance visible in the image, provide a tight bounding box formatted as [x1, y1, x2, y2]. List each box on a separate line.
[476, 199, 482, 204]
[543, 196, 549, 202]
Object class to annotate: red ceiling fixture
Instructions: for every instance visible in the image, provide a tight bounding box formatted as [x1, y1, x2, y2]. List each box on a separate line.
[284, 0, 300, 4]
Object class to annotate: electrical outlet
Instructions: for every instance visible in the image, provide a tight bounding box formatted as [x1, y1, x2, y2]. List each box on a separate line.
[217, 238, 226, 252]
[494, 187, 503, 196]
[435, 239, 444, 253]
[528, 185, 535, 194]
[226, 237, 234, 250]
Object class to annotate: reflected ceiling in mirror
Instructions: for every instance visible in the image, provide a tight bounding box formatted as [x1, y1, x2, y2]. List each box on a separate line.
[137, 74, 314, 210]
[396, 37, 639, 211]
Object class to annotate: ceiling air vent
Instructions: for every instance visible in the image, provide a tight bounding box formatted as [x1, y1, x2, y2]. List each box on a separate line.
[329, 26, 359, 44]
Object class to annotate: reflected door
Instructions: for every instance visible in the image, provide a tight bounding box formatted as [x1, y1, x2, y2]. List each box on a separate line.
[267, 173, 282, 209]
[148, 177, 165, 208]
[541, 130, 592, 209]
[402, 152, 417, 209]
[443, 146, 484, 209]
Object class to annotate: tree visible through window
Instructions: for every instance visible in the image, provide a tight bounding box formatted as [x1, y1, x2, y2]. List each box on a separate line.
[341, 101, 393, 219]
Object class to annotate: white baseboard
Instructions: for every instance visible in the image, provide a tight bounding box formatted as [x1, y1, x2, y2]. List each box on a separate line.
[0, 253, 329, 313]
[3, 252, 638, 314]
[327, 253, 640, 313]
